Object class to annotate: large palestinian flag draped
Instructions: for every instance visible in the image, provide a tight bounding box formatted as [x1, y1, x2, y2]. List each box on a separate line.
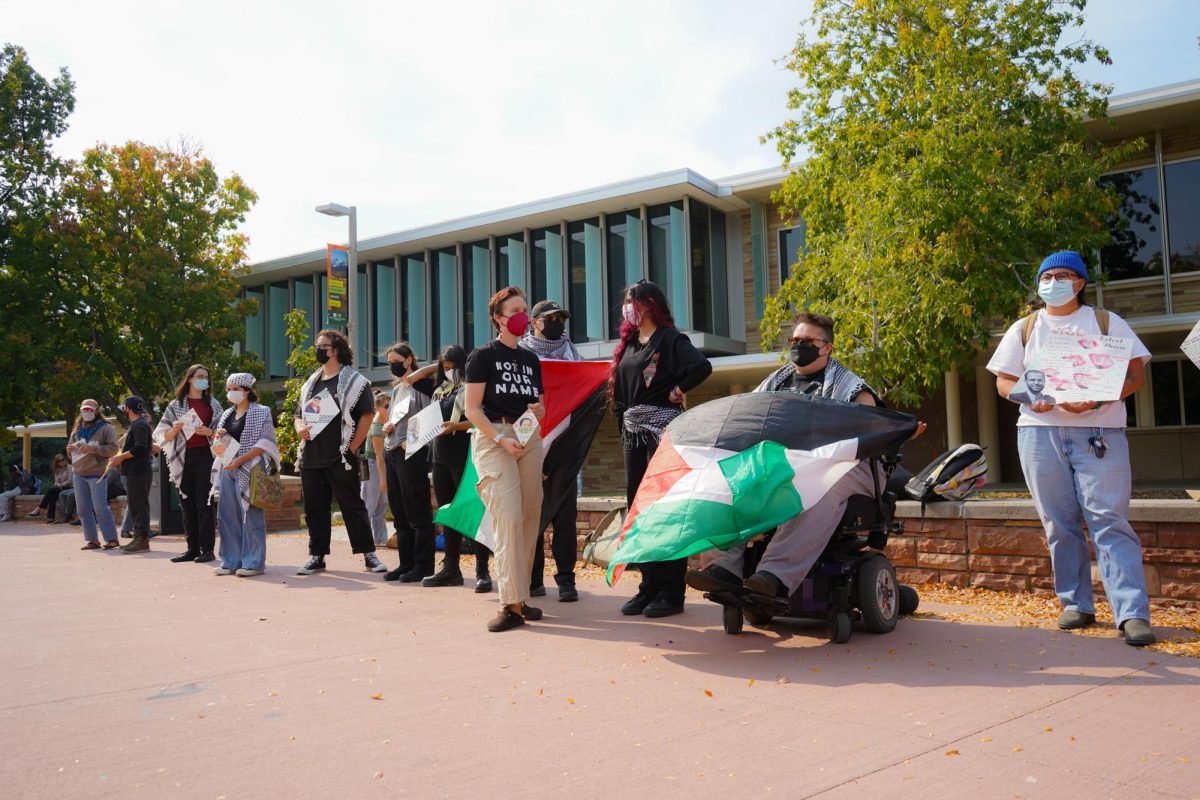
[434, 360, 611, 550]
[607, 392, 919, 584]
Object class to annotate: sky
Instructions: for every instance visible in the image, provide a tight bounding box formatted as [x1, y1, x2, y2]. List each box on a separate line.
[8, 0, 1200, 263]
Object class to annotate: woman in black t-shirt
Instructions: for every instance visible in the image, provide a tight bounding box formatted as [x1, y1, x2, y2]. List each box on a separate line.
[464, 286, 546, 632]
[610, 280, 712, 618]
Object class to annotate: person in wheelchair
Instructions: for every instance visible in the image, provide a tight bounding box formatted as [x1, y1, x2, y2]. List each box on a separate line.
[687, 312, 924, 602]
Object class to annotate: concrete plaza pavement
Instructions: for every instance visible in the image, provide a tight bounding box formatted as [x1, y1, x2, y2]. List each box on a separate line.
[2, 520, 1198, 799]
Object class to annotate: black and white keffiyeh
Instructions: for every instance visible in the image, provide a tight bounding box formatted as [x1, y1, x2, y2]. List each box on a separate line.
[207, 402, 280, 522]
[519, 332, 583, 362]
[154, 396, 223, 499]
[619, 403, 682, 448]
[756, 356, 870, 403]
[295, 365, 370, 469]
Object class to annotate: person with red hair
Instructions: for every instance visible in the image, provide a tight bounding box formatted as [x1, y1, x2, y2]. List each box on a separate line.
[610, 281, 711, 618]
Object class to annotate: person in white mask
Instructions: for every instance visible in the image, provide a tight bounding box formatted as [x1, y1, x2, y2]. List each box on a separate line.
[987, 250, 1155, 646]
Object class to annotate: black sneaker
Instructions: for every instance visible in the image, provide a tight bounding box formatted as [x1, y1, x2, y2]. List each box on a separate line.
[423, 567, 465, 587]
[364, 552, 387, 573]
[745, 570, 789, 600]
[297, 556, 326, 575]
[530, 584, 547, 597]
[558, 585, 579, 603]
[686, 565, 742, 594]
[475, 575, 493, 593]
[621, 592, 653, 616]
[398, 570, 426, 584]
[195, 552, 215, 564]
[643, 598, 685, 618]
[487, 608, 525, 632]
[384, 566, 405, 582]
[170, 551, 199, 563]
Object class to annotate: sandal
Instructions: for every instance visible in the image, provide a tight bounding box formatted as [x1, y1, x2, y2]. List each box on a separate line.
[80, 541, 101, 550]
[101, 540, 120, 550]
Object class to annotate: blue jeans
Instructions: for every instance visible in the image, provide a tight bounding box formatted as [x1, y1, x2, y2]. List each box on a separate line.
[1017, 426, 1150, 625]
[217, 469, 266, 570]
[73, 474, 119, 544]
[360, 459, 389, 546]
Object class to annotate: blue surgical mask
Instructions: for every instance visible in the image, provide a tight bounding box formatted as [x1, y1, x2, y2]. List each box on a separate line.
[193, 378, 209, 391]
[1037, 278, 1077, 308]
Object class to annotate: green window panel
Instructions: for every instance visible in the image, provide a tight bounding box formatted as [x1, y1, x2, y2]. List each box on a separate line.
[357, 267, 368, 363]
[244, 287, 264, 365]
[374, 262, 396, 364]
[670, 204, 689, 329]
[267, 282, 289, 378]
[584, 221, 603, 341]
[437, 249, 457, 353]
[471, 243, 491, 347]
[750, 201, 767, 319]
[405, 256, 427, 360]
[294, 277, 315, 348]
[544, 229, 563, 304]
[316, 273, 330, 330]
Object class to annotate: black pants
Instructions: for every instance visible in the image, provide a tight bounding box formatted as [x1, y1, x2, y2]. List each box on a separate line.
[301, 460, 376, 556]
[124, 470, 152, 537]
[431, 460, 493, 577]
[532, 489, 578, 588]
[39, 486, 65, 517]
[385, 448, 435, 576]
[623, 436, 686, 605]
[180, 447, 216, 553]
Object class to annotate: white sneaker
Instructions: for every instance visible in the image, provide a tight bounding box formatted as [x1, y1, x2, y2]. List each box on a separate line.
[236, 568, 264, 577]
[213, 566, 235, 575]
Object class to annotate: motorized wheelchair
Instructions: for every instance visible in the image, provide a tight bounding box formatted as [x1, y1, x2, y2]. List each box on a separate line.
[700, 451, 919, 643]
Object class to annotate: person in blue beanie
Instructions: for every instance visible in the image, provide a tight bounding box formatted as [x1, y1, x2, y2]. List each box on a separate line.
[987, 251, 1155, 646]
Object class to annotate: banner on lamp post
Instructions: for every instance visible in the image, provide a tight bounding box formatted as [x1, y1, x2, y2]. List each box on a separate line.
[326, 244, 349, 326]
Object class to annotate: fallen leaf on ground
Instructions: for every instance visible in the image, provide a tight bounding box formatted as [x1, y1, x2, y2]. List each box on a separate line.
[371, 693, 383, 700]
[704, 690, 713, 697]
[945, 750, 960, 756]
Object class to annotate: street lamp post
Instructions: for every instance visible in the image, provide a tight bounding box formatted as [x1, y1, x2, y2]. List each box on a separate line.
[315, 202, 358, 368]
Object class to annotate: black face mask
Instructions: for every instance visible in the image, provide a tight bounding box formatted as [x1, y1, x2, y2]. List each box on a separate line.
[389, 361, 409, 377]
[540, 319, 565, 341]
[789, 342, 822, 368]
[315, 347, 330, 365]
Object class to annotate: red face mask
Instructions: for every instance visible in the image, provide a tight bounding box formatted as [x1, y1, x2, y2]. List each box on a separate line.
[504, 312, 529, 336]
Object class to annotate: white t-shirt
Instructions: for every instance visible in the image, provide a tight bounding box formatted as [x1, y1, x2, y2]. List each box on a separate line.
[986, 306, 1150, 428]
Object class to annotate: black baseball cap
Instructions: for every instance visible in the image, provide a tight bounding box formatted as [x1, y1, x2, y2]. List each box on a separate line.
[530, 300, 569, 319]
[123, 396, 146, 414]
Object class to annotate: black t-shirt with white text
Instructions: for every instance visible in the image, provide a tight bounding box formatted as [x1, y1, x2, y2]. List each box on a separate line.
[303, 374, 374, 469]
[464, 339, 544, 421]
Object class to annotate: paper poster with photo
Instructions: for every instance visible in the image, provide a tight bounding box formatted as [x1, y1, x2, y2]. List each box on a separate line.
[404, 401, 445, 459]
[389, 385, 413, 425]
[1011, 329, 1134, 404]
[512, 408, 539, 446]
[70, 444, 90, 464]
[179, 408, 204, 439]
[302, 388, 340, 439]
[1181, 318, 1200, 370]
[212, 435, 241, 467]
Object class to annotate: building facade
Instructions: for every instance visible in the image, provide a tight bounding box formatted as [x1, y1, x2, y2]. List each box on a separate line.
[241, 79, 1200, 491]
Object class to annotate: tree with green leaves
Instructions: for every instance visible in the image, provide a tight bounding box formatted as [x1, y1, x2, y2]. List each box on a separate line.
[47, 140, 261, 422]
[0, 43, 75, 435]
[274, 308, 319, 470]
[763, 0, 1139, 405]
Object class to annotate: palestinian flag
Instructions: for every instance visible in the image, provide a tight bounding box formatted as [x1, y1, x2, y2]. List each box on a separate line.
[434, 360, 611, 550]
[607, 392, 918, 584]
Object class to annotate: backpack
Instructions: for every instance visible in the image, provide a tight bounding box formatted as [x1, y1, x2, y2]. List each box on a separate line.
[1019, 307, 1109, 345]
[905, 444, 988, 506]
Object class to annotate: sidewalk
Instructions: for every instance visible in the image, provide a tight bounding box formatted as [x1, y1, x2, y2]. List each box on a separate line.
[1, 520, 1197, 799]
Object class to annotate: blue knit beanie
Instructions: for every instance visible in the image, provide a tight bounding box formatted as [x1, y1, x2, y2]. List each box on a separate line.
[1036, 251, 1088, 285]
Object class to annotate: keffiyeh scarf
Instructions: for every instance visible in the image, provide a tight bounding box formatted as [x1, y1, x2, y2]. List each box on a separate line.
[296, 365, 370, 469]
[154, 396, 223, 499]
[756, 357, 870, 403]
[619, 404, 682, 448]
[207, 403, 280, 522]
[519, 332, 583, 362]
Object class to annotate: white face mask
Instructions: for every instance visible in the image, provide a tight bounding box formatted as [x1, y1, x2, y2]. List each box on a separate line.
[622, 302, 642, 326]
[81, 410, 96, 423]
[226, 389, 247, 405]
[444, 368, 458, 383]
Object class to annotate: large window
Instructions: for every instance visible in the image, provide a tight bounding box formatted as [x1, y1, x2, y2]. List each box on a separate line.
[568, 218, 602, 342]
[779, 224, 806, 284]
[401, 255, 427, 360]
[244, 287, 264, 363]
[267, 281, 289, 379]
[689, 199, 728, 336]
[647, 201, 685, 308]
[1099, 167, 1164, 281]
[373, 259, 396, 366]
[294, 276, 314, 349]
[1165, 157, 1200, 275]
[530, 225, 565, 307]
[1149, 358, 1200, 427]
[495, 233, 526, 290]
[462, 241, 491, 349]
[430, 247, 457, 356]
[606, 210, 643, 338]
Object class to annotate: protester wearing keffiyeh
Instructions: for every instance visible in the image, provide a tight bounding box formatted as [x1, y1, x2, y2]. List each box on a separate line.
[207, 373, 280, 522]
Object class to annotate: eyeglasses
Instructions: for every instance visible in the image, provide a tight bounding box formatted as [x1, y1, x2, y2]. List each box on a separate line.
[1039, 271, 1080, 283]
[788, 336, 829, 347]
[315, 344, 333, 351]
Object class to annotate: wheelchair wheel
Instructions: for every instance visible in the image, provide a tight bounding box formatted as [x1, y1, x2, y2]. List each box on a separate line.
[899, 584, 920, 616]
[826, 611, 852, 644]
[722, 603, 744, 635]
[857, 555, 899, 634]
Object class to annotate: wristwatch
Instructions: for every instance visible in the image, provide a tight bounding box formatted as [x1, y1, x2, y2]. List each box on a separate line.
[493, 432, 506, 444]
